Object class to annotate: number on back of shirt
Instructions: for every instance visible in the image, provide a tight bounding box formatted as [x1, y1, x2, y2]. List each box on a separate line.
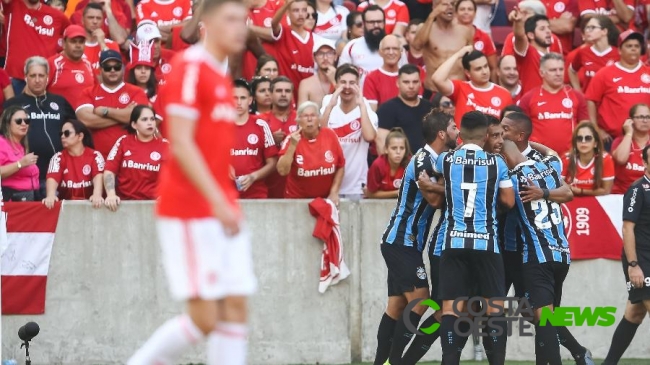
[531, 200, 562, 229]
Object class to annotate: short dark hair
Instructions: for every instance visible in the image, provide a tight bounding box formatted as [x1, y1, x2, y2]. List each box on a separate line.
[460, 111, 488, 131]
[335, 64, 359, 82]
[407, 18, 423, 28]
[398, 64, 420, 77]
[643, 145, 650, 163]
[422, 109, 453, 144]
[64, 119, 94, 149]
[270, 76, 293, 91]
[362, 4, 385, 21]
[486, 114, 501, 127]
[461, 50, 487, 71]
[500, 104, 523, 120]
[503, 111, 533, 138]
[126, 105, 155, 134]
[525, 14, 549, 35]
[83, 2, 103, 15]
[233, 78, 251, 95]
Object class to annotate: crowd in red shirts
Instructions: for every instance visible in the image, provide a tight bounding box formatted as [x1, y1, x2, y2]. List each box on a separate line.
[0, 0, 648, 205]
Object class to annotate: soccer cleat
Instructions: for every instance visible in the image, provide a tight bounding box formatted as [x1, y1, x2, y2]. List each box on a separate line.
[383, 361, 391, 365]
[474, 345, 483, 361]
[575, 348, 595, 365]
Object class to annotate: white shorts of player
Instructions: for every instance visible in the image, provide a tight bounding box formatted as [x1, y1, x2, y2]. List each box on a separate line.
[157, 218, 257, 301]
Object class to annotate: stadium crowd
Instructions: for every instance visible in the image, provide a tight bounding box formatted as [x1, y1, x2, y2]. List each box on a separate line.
[0, 0, 647, 208]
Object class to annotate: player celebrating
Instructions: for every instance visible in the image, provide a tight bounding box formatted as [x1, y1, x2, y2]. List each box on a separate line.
[374, 109, 457, 365]
[433, 111, 515, 365]
[127, 1, 256, 365]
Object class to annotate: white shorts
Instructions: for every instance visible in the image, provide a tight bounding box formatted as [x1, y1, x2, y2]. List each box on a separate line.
[156, 217, 257, 301]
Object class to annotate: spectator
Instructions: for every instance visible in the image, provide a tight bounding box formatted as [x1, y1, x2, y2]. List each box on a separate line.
[71, 0, 130, 47]
[431, 92, 455, 116]
[377, 64, 432, 154]
[403, 19, 424, 69]
[363, 35, 406, 111]
[264, 76, 297, 198]
[518, 52, 589, 156]
[433, 47, 512, 126]
[47, 0, 65, 12]
[126, 41, 158, 103]
[569, 15, 619, 93]
[48, 25, 96, 105]
[455, 0, 498, 80]
[251, 76, 273, 115]
[336, 11, 364, 55]
[277, 101, 345, 205]
[364, 127, 410, 199]
[271, 0, 318, 100]
[43, 119, 104, 208]
[0, 69, 15, 115]
[579, 0, 634, 30]
[357, 0, 410, 37]
[298, 38, 338, 107]
[135, 0, 192, 30]
[3, 0, 70, 94]
[3, 56, 75, 198]
[314, 0, 350, 42]
[586, 30, 650, 146]
[501, 1, 563, 57]
[242, 0, 284, 80]
[611, 103, 650, 194]
[0, 106, 39, 201]
[81, 3, 123, 75]
[104, 105, 168, 209]
[75, 49, 149, 159]
[562, 122, 615, 196]
[321, 64, 378, 200]
[511, 12, 553, 94]
[135, 21, 176, 87]
[542, 0, 578, 55]
[305, 2, 317, 30]
[231, 79, 278, 199]
[255, 55, 280, 81]
[73, 0, 132, 26]
[496, 55, 522, 102]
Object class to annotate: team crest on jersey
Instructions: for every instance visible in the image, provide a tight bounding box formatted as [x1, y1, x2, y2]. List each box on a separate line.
[562, 98, 573, 108]
[289, 125, 298, 133]
[606, 59, 615, 66]
[150, 151, 161, 161]
[43, 15, 53, 25]
[119, 93, 131, 104]
[173, 7, 183, 17]
[82, 164, 91, 176]
[474, 41, 484, 51]
[561, 203, 572, 238]
[387, 9, 396, 18]
[350, 119, 361, 131]
[491, 96, 501, 107]
[324, 150, 334, 163]
[553, 2, 565, 12]
[50, 102, 59, 111]
[247, 134, 259, 145]
[416, 266, 427, 280]
[74, 73, 85, 84]
[642, 74, 650, 84]
[643, 183, 650, 189]
[393, 179, 401, 188]
[264, 17, 272, 27]
[161, 64, 172, 74]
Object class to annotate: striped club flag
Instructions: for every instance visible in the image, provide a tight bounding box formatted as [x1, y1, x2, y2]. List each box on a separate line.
[1, 202, 62, 315]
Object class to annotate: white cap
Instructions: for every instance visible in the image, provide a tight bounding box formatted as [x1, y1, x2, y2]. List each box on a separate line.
[313, 37, 336, 54]
[136, 20, 162, 43]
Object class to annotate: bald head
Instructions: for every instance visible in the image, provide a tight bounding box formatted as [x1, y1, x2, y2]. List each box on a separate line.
[380, 34, 402, 66]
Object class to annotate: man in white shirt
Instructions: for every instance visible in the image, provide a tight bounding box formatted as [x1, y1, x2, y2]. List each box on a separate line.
[320, 64, 378, 200]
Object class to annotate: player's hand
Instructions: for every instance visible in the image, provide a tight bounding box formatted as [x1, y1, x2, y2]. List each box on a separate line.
[212, 202, 241, 236]
[622, 118, 634, 136]
[42, 196, 58, 210]
[289, 127, 302, 146]
[457, 45, 473, 57]
[105, 194, 121, 212]
[329, 86, 344, 108]
[239, 174, 255, 191]
[89, 194, 104, 209]
[629, 265, 645, 289]
[417, 170, 437, 192]
[519, 178, 543, 203]
[598, 128, 612, 144]
[273, 129, 287, 145]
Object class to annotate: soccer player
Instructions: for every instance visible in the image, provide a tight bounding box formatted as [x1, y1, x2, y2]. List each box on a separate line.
[499, 139, 574, 365]
[126, 0, 255, 364]
[433, 111, 515, 365]
[602, 145, 650, 365]
[374, 109, 458, 365]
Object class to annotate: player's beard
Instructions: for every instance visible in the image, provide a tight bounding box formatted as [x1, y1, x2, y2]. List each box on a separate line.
[365, 28, 386, 52]
[445, 135, 457, 150]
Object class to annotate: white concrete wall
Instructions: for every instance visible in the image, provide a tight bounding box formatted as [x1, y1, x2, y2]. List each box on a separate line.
[1, 200, 648, 364]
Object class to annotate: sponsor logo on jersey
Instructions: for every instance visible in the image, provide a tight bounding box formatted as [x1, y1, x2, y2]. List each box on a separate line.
[122, 160, 161, 171]
[297, 165, 336, 177]
[231, 147, 259, 156]
[537, 111, 574, 120]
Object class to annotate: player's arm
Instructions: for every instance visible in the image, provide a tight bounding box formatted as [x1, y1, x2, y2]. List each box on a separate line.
[76, 106, 119, 129]
[623, 185, 644, 288]
[549, 11, 577, 35]
[509, 7, 528, 55]
[375, 128, 390, 155]
[529, 141, 558, 156]
[587, 100, 598, 126]
[418, 176, 445, 208]
[568, 67, 582, 92]
[431, 45, 473, 96]
[497, 157, 515, 208]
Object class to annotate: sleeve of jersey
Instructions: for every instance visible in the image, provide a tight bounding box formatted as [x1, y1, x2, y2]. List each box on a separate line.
[433, 152, 446, 175]
[363, 74, 379, 104]
[75, 87, 95, 113]
[482, 34, 497, 57]
[46, 153, 63, 183]
[396, 5, 410, 27]
[544, 155, 563, 176]
[92, 151, 106, 174]
[560, 155, 569, 179]
[602, 153, 616, 180]
[497, 157, 514, 188]
[366, 160, 383, 193]
[338, 42, 353, 66]
[104, 136, 124, 173]
[165, 61, 200, 121]
[622, 184, 644, 223]
[256, 119, 279, 158]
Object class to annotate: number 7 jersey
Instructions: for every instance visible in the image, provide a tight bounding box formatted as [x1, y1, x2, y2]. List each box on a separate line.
[511, 155, 571, 264]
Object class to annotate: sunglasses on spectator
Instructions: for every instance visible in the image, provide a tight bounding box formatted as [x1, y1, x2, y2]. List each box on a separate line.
[633, 115, 650, 120]
[306, 12, 316, 19]
[353, 22, 363, 27]
[13, 118, 30, 125]
[575, 135, 594, 143]
[440, 101, 453, 108]
[102, 64, 122, 72]
[60, 130, 75, 138]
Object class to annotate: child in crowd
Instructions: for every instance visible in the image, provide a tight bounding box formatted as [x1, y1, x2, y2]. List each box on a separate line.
[364, 127, 411, 199]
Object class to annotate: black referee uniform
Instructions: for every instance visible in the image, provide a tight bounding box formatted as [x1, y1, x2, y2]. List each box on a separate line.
[622, 174, 650, 303]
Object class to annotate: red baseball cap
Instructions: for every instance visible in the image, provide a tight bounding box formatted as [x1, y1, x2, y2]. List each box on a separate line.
[618, 29, 646, 55]
[63, 25, 87, 40]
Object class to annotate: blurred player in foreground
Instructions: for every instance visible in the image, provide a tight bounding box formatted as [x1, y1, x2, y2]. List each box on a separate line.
[127, 0, 256, 364]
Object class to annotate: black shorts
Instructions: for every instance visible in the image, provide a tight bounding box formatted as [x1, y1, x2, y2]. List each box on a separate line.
[438, 249, 506, 300]
[622, 251, 650, 304]
[381, 243, 429, 297]
[428, 253, 441, 305]
[503, 250, 525, 298]
[522, 261, 569, 309]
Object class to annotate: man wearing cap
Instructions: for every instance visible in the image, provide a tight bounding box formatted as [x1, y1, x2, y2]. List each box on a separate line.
[71, 0, 130, 40]
[81, 2, 124, 75]
[134, 20, 177, 87]
[297, 38, 337, 108]
[586, 30, 650, 146]
[74, 50, 149, 158]
[48, 25, 95, 105]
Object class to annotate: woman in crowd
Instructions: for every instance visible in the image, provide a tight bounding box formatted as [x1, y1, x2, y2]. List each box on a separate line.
[611, 103, 650, 194]
[42, 120, 105, 209]
[251, 76, 273, 115]
[569, 15, 619, 92]
[127, 42, 158, 103]
[305, 1, 317, 31]
[277, 101, 345, 205]
[364, 127, 410, 199]
[337, 11, 363, 55]
[255, 55, 279, 81]
[0, 106, 39, 201]
[313, 0, 350, 42]
[431, 93, 455, 116]
[562, 122, 615, 196]
[103, 105, 168, 210]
